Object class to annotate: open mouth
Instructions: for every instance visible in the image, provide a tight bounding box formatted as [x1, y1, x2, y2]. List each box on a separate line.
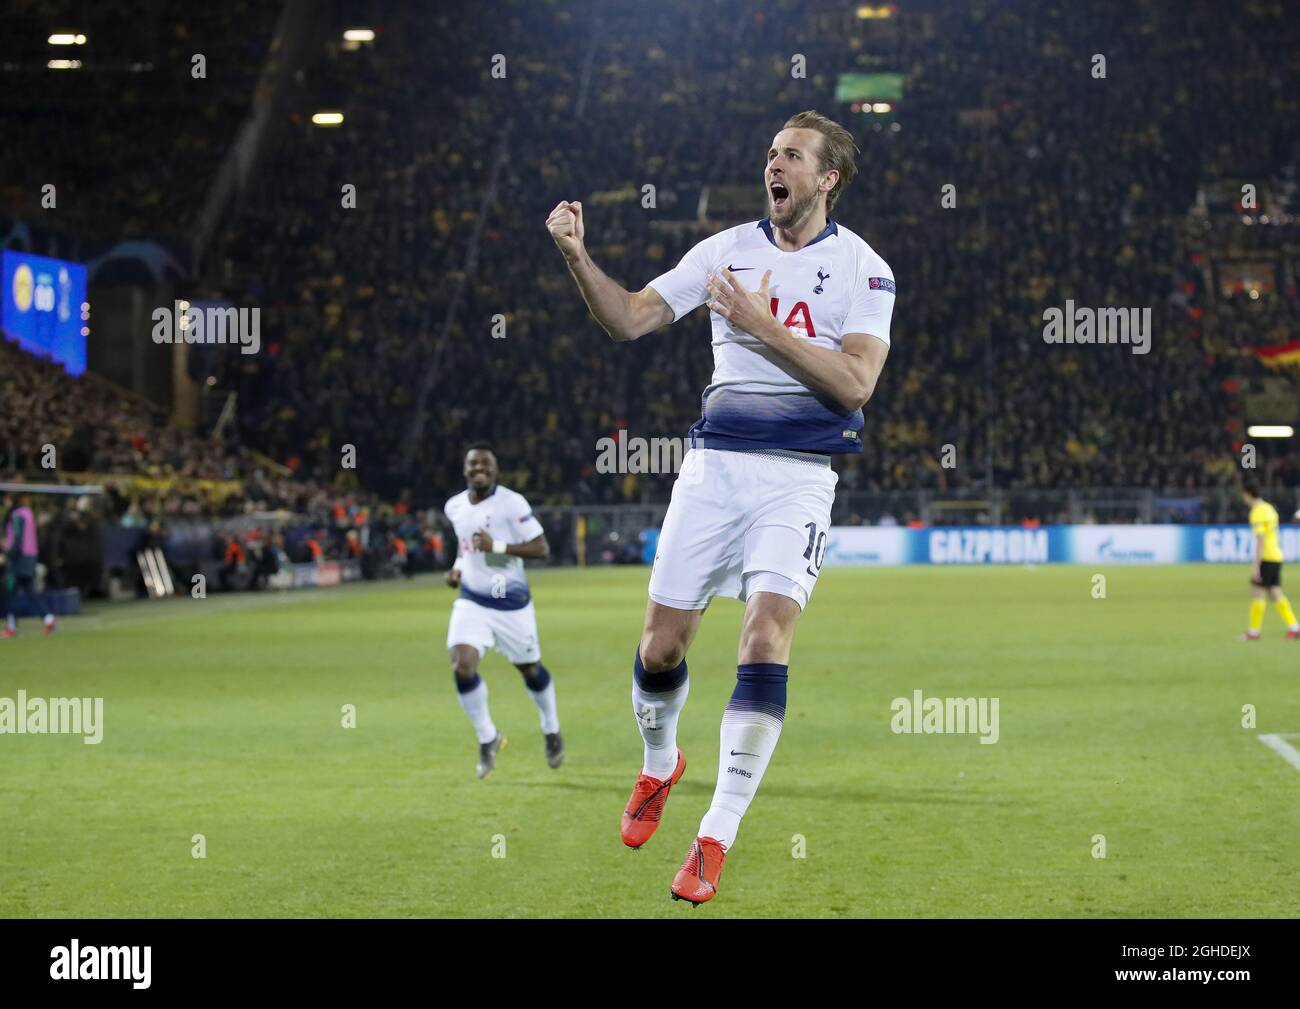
[770, 181, 790, 211]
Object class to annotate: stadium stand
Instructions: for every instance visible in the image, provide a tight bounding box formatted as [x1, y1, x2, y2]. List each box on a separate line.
[191, 0, 1300, 504]
[2, 0, 1298, 582]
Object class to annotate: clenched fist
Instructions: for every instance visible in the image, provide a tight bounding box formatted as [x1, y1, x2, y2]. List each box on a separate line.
[546, 200, 585, 261]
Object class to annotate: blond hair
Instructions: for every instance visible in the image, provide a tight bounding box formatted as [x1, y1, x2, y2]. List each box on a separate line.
[782, 110, 859, 210]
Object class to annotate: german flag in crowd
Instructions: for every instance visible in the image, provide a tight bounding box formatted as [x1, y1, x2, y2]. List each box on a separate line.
[1251, 340, 1300, 372]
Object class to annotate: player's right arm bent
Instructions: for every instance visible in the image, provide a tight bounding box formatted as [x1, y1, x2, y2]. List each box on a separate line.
[546, 200, 673, 342]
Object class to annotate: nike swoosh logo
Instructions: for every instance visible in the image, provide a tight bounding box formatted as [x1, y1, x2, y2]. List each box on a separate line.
[730, 749, 759, 757]
[726, 264, 754, 272]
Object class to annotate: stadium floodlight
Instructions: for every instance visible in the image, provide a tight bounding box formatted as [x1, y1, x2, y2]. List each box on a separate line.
[48, 33, 87, 45]
[311, 111, 345, 126]
[1246, 425, 1294, 438]
[343, 28, 375, 42]
[871, 102, 892, 113]
[856, 4, 896, 17]
[47, 59, 81, 70]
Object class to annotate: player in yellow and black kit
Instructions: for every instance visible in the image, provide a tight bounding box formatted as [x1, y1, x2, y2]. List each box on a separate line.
[1240, 483, 1300, 641]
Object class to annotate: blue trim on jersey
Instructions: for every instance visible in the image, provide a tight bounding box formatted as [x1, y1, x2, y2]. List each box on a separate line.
[687, 409, 863, 455]
[459, 585, 531, 611]
[758, 218, 838, 249]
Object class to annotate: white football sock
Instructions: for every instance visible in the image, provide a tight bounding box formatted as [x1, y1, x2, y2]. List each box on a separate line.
[632, 652, 689, 780]
[456, 676, 498, 744]
[699, 664, 788, 850]
[523, 665, 560, 735]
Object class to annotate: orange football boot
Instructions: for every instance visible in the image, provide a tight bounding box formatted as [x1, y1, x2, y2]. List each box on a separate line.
[620, 749, 686, 848]
[670, 835, 727, 905]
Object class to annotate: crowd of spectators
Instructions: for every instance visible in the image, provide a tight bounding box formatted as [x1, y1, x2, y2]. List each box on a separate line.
[208, 502, 448, 593]
[194, 0, 1300, 505]
[4, 0, 1300, 520]
[0, 336, 232, 481]
[0, 333, 452, 591]
[0, 467, 449, 599]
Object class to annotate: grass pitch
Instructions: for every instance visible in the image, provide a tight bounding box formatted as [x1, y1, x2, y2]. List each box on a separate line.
[1, 564, 1296, 918]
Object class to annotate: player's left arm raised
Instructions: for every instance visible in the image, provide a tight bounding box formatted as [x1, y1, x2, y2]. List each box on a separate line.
[706, 268, 888, 412]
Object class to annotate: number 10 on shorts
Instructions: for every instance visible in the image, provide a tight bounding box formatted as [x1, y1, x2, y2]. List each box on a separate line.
[803, 522, 826, 578]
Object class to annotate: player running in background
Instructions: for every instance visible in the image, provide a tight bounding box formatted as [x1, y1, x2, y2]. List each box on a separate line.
[547, 110, 894, 904]
[444, 443, 562, 777]
[1240, 482, 1299, 641]
[1, 492, 56, 639]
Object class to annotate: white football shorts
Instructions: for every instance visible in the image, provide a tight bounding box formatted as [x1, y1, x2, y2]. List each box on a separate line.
[446, 597, 542, 664]
[647, 447, 838, 611]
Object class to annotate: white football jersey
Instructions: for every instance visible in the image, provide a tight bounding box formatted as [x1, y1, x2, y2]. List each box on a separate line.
[445, 485, 544, 609]
[648, 218, 894, 454]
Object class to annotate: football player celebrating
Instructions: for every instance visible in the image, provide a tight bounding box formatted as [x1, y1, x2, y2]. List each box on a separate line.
[445, 443, 562, 777]
[547, 111, 894, 903]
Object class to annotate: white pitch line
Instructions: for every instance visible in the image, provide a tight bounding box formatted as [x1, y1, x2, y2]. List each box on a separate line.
[1258, 734, 1300, 773]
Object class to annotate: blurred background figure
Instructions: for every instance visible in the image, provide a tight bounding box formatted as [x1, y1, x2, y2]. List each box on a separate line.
[1, 491, 55, 637]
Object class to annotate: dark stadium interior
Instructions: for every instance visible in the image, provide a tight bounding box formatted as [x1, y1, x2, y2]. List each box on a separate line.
[2, 0, 1299, 589]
